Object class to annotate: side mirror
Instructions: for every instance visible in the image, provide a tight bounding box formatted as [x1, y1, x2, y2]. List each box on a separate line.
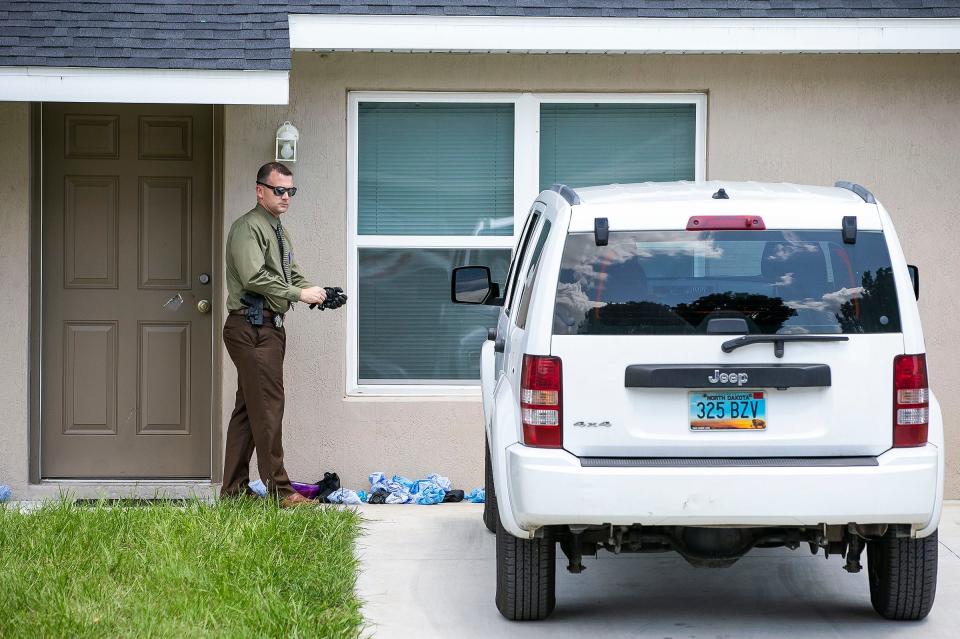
[908, 264, 919, 300]
[451, 266, 502, 306]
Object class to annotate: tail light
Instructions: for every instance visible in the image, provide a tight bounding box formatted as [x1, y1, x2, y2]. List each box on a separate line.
[521, 355, 562, 448]
[893, 354, 929, 447]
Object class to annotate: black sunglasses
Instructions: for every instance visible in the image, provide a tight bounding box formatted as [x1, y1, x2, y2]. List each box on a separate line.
[257, 181, 298, 197]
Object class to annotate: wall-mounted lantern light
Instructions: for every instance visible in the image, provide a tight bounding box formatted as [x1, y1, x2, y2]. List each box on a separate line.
[275, 121, 299, 162]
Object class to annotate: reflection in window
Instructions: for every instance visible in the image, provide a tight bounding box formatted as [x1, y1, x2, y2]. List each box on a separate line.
[359, 249, 510, 383]
[554, 230, 901, 336]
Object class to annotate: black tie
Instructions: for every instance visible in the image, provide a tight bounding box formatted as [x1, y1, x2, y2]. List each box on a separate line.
[275, 221, 290, 284]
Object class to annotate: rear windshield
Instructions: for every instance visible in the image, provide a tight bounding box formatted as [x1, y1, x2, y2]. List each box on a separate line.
[554, 230, 901, 336]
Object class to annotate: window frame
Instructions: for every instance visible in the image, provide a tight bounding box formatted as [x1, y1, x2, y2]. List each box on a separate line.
[503, 206, 544, 316]
[515, 218, 553, 330]
[346, 91, 707, 397]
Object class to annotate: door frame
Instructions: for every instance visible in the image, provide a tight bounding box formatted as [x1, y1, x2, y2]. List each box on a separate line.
[28, 102, 225, 483]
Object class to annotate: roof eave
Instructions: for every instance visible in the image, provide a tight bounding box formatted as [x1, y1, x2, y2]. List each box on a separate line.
[0, 67, 289, 105]
[289, 15, 960, 54]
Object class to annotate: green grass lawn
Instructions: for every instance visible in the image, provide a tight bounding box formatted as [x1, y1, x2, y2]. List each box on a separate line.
[0, 499, 363, 639]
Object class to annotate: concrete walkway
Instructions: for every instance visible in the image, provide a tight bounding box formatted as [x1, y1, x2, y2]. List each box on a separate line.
[356, 502, 960, 638]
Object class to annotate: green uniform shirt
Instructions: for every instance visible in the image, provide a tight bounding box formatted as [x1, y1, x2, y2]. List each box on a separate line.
[225, 204, 312, 313]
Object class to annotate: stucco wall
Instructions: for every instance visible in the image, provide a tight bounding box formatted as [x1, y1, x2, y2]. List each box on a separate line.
[0, 102, 31, 494]
[224, 52, 960, 496]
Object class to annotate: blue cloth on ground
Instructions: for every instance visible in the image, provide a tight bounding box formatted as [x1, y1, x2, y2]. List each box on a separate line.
[412, 479, 436, 494]
[426, 473, 452, 491]
[391, 475, 416, 491]
[385, 480, 409, 495]
[369, 472, 388, 492]
[0, 485, 11, 502]
[367, 471, 457, 505]
[465, 488, 485, 503]
[248, 479, 267, 496]
[369, 471, 414, 503]
[415, 486, 445, 505]
[327, 488, 363, 505]
[385, 491, 413, 504]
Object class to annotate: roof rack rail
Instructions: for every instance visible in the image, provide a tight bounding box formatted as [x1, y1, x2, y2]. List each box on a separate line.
[835, 181, 876, 204]
[549, 183, 581, 206]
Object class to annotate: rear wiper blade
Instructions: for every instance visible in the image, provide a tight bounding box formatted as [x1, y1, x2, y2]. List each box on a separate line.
[721, 335, 849, 358]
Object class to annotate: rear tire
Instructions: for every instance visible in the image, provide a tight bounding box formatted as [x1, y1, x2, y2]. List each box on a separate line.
[483, 438, 499, 534]
[867, 529, 938, 620]
[495, 518, 556, 621]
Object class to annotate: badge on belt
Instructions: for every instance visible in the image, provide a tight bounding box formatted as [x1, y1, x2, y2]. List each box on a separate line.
[273, 314, 284, 329]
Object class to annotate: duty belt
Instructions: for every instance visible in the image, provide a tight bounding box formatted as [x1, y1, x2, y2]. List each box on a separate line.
[230, 308, 285, 329]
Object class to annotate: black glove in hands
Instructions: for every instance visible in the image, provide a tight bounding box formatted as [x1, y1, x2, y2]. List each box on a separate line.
[310, 286, 348, 311]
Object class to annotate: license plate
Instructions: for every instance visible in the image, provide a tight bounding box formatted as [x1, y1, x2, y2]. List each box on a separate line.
[689, 391, 766, 431]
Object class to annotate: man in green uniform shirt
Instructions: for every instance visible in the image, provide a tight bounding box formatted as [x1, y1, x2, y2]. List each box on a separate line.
[221, 162, 327, 507]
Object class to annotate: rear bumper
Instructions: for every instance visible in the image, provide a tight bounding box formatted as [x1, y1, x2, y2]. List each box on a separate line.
[505, 443, 940, 532]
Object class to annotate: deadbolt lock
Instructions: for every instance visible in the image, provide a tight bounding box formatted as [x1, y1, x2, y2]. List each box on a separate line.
[197, 299, 211, 314]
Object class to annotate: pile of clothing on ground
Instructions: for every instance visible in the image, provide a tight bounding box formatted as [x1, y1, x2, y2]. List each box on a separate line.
[0, 484, 10, 503]
[249, 472, 484, 505]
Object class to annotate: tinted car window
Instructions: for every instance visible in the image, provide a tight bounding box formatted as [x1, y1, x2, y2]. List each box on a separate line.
[553, 230, 901, 336]
[504, 212, 540, 315]
[516, 220, 553, 329]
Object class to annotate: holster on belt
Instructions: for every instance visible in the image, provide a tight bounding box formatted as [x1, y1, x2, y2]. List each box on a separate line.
[240, 291, 265, 326]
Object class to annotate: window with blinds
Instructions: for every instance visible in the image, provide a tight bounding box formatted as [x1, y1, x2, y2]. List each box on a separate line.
[358, 102, 515, 236]
[356, 102, 515, 384]
[350, 94, 703, 392]
[539, 103, 697, 189]
[358, 249, 510, 383]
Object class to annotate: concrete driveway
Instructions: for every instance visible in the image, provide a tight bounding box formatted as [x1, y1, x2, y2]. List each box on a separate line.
[356, 502, 960, 638]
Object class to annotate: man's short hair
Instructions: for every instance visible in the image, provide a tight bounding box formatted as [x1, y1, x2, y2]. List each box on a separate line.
[256, 162, 293, 183]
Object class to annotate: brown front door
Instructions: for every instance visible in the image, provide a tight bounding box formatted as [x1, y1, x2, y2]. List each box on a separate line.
[41, 103, 213, 478]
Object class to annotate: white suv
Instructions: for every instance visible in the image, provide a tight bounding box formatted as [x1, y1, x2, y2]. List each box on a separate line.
[452, 181, 942, 622]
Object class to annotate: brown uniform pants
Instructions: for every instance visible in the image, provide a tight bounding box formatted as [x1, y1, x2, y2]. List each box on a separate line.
[221, 314, 294, 499]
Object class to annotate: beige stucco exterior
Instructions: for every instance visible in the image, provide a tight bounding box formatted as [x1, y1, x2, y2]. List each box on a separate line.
[1, 52, 958, 501]
[0, 102, 31, 496]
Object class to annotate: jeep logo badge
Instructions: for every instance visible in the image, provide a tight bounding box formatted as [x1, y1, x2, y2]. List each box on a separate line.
[708, 369, 749, 386]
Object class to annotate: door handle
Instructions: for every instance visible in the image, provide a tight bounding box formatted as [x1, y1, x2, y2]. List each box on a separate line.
[197, 299, 211, 314]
